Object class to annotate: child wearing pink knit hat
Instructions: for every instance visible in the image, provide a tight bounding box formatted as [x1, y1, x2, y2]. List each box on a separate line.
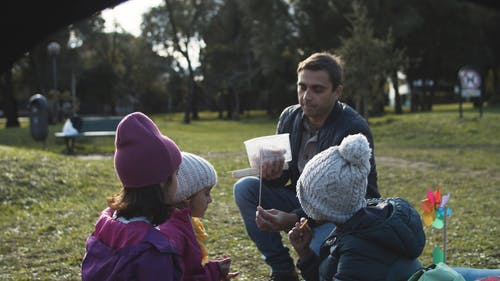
[159, 152, 238, 281]
[82, 112, 182, 281]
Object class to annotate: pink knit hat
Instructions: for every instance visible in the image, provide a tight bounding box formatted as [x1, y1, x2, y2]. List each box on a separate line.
[114, 112, 181, 188]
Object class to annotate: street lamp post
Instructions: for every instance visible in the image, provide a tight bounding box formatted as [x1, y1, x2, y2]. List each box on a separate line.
[47, 41, 61, 122]
[67, 30, 83, 116]
[47, 42, 61, 90]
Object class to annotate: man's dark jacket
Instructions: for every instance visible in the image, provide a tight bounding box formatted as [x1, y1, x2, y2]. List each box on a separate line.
[265, 101, 380, 219]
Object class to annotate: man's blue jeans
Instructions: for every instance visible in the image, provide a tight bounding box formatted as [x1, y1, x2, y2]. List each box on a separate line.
[452, 267, 500, 281]
[233, 177, 334, 273]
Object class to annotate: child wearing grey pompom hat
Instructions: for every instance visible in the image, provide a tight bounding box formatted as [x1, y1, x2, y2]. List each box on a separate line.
[159, 152, 238, 281]
[288, 133, 426, 281]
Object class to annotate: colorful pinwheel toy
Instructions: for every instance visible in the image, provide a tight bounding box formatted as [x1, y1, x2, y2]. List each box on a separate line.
[421, 188, 452, 229]
[421, 187, 452, 263]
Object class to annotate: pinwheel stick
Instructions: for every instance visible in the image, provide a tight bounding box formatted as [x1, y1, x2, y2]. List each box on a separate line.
[258, 148, 263, 207]
[443, 206, 448, 263]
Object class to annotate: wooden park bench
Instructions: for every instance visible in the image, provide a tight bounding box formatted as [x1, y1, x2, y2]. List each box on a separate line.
[55, 116, 123, 153]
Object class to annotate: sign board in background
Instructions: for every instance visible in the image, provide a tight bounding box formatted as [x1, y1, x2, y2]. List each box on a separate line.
[458, 69, 481, 98]
[457, 66, 483, 118]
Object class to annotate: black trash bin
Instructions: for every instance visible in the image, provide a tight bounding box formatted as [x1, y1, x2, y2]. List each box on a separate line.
[28, 94, 49, 143]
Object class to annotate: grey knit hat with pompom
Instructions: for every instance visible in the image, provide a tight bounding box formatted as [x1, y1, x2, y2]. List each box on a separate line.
[174, 152, 217, 203]
[297, 133, 371, 224]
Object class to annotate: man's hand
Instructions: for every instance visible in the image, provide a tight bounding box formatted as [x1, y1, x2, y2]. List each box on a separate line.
[288, 218, 313, 258]
[251, 148, 285, 180]
[261, 155, 285, 179]
[255, 206, 299, 231]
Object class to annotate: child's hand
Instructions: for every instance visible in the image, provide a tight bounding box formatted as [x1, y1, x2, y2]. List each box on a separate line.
[216, 256, 239, 280]
[288, 217, 313, 258]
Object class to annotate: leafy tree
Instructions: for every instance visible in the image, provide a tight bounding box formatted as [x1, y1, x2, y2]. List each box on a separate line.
[120, 38, 177, 113]
[360, 0, 416, 114]
[200, 0, 253, 120]
[62, 14, 173, 115]
[70, 25, 121, 115]
[237, 0, 298, 117]
[0, 63, 20, 127]
[339, 1, 396, 118]
[4, 0, 499, 126]
[142, 0, 217, 123]
[289, 0, 351, 53]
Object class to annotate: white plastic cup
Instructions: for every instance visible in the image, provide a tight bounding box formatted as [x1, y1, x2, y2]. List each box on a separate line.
[231, 133, 292, 178]
[243, 133, 292, 169]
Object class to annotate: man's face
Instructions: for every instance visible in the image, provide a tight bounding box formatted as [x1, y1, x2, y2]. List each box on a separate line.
[297, 69, 340, 122]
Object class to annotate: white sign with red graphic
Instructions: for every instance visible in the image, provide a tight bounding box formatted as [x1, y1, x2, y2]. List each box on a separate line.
[458, 69, 481, 98]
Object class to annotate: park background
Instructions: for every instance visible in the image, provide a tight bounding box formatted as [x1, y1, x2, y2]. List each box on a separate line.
[1, 0, 499, 280]
[1, 0, 500, 124]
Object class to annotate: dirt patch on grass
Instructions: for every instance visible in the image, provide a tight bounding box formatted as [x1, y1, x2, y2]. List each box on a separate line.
[76, 154, 113, 160]
[377, 156, 500, 181]
[376, 156, 438, 169]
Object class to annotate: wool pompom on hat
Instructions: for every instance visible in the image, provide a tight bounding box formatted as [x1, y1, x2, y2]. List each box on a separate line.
[114, 112, 181, 188]
[297, 133, 372, 224]
[173, 152, 217, 203]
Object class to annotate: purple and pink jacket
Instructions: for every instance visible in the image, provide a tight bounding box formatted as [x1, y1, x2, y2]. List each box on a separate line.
[159, 208, 222, 281]
[82, 208, 182, 281]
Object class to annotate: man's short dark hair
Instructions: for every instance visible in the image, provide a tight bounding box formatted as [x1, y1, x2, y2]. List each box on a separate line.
[297, 52, 343, 89]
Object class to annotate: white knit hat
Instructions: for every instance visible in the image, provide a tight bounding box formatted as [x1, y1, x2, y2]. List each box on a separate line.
[297, 133, 371, 224]
[174, 152, 217, 203]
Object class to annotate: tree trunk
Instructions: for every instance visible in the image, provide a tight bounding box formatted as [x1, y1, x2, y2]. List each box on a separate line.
[165, 0, 192, 124]
[191, 82, 199, 120]
[362, 95, 368, 120]
[1, 66, 20, 128]
[355, 94, 365, 119]
[183, 89, 191, 124]
[392, 70, 402, 114]
[226, 87, 234, 119]
[233, 85, 240, 121]
[409, 79, 417, 112]
[427, 88, 434, 111]
[490, 67, 500, 105]
[357, 86, 369, 119]
[425, 76, 434, 111]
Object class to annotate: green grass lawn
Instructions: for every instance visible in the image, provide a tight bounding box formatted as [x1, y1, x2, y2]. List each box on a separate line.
[0, 104, 499, 280]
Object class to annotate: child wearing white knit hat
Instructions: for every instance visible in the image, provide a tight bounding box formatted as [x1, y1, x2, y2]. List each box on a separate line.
[159, 152, 238, 281]
[288, 133, 426, 281]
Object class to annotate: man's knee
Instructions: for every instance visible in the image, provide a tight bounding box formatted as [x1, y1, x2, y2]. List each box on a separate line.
[233, 177, 259, 205]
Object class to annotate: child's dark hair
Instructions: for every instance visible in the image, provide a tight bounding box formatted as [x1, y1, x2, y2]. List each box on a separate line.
[107, 177, 174, 226]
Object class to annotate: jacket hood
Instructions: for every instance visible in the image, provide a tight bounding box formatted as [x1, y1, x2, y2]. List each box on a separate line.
[340, 197, 426, 259]
[82, 208, 181, 281]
